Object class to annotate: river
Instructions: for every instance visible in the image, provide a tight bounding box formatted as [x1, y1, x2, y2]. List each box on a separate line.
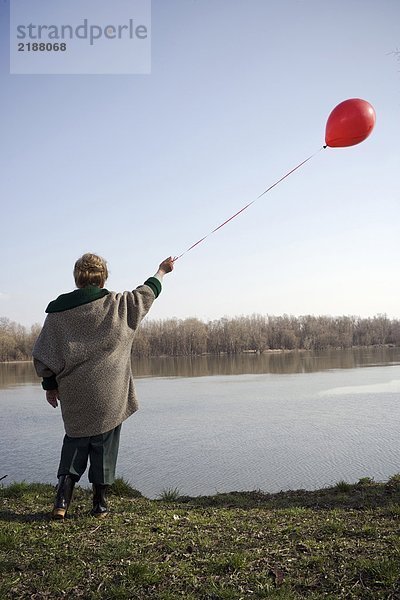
[1, 348, 400, 498]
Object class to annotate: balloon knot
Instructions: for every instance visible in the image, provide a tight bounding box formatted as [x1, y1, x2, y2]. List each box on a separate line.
[323, 145, 327, 149]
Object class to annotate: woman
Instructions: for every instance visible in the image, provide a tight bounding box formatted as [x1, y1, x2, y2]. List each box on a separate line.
[33, 253, 174, 519]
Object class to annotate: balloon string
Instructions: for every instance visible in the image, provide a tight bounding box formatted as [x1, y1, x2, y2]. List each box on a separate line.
[175, 146, 325, 260]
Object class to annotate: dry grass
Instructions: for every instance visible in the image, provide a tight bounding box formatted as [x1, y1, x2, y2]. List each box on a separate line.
[1, 476, 400, 599]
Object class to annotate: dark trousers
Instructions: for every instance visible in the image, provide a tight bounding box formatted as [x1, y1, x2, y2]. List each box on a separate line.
[57, 424, 121, 485]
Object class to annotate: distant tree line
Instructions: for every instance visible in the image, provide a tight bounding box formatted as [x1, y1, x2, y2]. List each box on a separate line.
[1, 313, 400, 362]
[0, 318, 41, 362]
[131, 313, 400, 357]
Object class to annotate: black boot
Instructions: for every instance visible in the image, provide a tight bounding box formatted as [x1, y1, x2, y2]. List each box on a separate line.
[91, 484, 109, 518]
[52, 475, 75, 520]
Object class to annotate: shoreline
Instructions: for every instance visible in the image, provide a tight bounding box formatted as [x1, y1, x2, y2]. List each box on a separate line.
[1, 344, 399, 365]
[1, 473, 399, 504]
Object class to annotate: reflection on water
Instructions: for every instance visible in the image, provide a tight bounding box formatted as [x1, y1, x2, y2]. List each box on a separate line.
[0, 361, 37, 388]
[2, 347, 400, 388]
[133, 347, 400, 378]
[320, 379, 400, 396]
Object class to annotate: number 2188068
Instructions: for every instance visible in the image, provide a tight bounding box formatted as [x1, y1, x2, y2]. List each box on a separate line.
[18, 43, 67, 51]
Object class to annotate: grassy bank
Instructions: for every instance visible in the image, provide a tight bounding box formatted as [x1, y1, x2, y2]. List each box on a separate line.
[1, 477, 400, 599]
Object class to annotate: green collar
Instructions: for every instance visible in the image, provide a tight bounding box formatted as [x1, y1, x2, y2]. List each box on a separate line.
[46, 287, 109, 313]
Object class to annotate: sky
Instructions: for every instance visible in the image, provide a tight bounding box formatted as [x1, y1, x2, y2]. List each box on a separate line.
[1, 0, 399, 327]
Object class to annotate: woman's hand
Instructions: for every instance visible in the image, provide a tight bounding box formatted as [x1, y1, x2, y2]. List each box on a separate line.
[158, 257, 175, 274]
[46, 389, 59, 408]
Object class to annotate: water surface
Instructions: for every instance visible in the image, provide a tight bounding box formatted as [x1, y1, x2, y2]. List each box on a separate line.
[1, 348, 400, 498]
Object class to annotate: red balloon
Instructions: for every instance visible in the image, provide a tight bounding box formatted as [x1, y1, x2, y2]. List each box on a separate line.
[325, 98, 376, 148]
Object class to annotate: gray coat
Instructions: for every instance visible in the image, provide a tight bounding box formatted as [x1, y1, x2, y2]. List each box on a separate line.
[32, 283, 158, 437]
